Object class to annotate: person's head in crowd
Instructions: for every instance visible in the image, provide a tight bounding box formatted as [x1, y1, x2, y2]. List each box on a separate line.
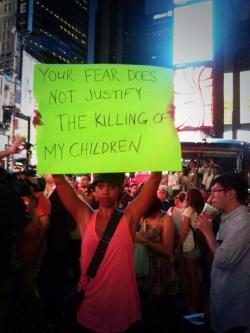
[28, 176, 46, 193]
[143, 196, 162, 218]
[86, 182, 94, 195]
[118, 183, 133, 210]
[182, 165, 189, 177]
[85, 183, 99, 209]
[130, 183, 138, 198]
[77, 174, 91, 190]
[18, 174, 46, 197]
[210, 173, 248, 213]
[211, 164, 221, 177]
[188, 160, 196, 169]
[157, 185, 169, 202]
[132, 182, 145, 199]
[202, 159, 213, 169]
[119, 191, 132, 210]
[199, 187, 210, 202]
[92, 173, 125, 208]
[123, 183, 130, 194]
[209, 159, 214, 167]
[186, 187, 205, 214]
[174, 191, 187, 209]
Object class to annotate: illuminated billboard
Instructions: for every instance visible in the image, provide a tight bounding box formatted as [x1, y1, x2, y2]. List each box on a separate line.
[174, 65, 213, 130]
[240, 70, 250, 124]
[173, 1, 213, 65]
[20, 51, 40, 151]
[224, 73, 233, 125]
[20, 50, 39, 118]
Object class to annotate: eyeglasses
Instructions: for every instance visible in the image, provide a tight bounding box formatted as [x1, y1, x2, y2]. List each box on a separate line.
[211, 188, 225, 194]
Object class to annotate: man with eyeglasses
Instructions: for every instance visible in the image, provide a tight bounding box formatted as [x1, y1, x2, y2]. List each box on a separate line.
[196, 173, 250, 333]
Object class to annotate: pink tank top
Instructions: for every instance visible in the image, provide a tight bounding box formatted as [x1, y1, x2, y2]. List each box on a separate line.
[77, 212, 141, 333]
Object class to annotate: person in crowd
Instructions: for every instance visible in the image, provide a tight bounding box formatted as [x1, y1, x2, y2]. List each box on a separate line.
[167, 192, 187, 240]
[203, 164, 221, 191]
[167, 192, 187, 289]
[85, 183, 99, 210]
[180, 166, 189, 192]
[187, 160, 198, 189]
[157, 185, 173, 212]
[119, 186, 133, 210]
[0, 137, 25, 160]
[198, 187, 216, 292]
[15, 176, 51, 331]
[118, 181, 139, 210]
[196, 174, 250, 333]
[199, 187, 210, 203]
[76, 175, 98, 209]
[130, 182, 139, 198]
[38, 174, 76, 333]
[66, 175, 78, 191]
[76, 174, 91, 197]
[176, 188, 204, 313]
[136, 196, 176, 331]
[167, 171, 181, 197]
[124, 183, 130, 194]
[51, 171, 162, 333]
[0, 167, 31, 333]
[199, 159, 212, 188]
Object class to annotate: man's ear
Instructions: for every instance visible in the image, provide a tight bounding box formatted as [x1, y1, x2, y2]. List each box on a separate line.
[227, 188, 236, 200]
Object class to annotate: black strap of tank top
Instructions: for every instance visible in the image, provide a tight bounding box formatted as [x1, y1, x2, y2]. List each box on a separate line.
[86, 208, 123, 279]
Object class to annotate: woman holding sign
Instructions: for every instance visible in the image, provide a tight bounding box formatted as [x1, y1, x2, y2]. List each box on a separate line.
[33, 111, 162, 333]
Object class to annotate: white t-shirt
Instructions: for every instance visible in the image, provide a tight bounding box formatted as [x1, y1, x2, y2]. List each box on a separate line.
[168, 172, 181, 190]
[168, 207, 184, 236]
[182, 206, 198, 252]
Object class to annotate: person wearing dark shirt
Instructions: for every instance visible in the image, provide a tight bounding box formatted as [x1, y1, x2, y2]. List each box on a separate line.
[0, 168, 31, 332]
[38, 175, 75, 333]
[157, 185, 172, 212]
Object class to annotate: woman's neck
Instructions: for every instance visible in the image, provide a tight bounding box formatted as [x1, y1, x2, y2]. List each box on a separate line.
[98, 206, 116, 219]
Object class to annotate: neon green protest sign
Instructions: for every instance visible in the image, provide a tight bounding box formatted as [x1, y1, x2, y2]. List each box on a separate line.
[33, 64, 181, 174]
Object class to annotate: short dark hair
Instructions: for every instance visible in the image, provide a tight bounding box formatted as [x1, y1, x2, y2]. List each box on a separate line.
[211, 173, 248, 204]
[143, 197, 162, 218]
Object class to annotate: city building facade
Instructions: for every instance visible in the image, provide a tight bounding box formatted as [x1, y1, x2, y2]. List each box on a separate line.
[95, 0, 145, 64]
[0, 0, 89, 166]
[0, 0, 16, 73]
[16, 0, 89, 64]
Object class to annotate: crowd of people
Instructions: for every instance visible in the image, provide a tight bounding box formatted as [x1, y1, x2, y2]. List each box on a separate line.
[0, 138, 250, 333]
